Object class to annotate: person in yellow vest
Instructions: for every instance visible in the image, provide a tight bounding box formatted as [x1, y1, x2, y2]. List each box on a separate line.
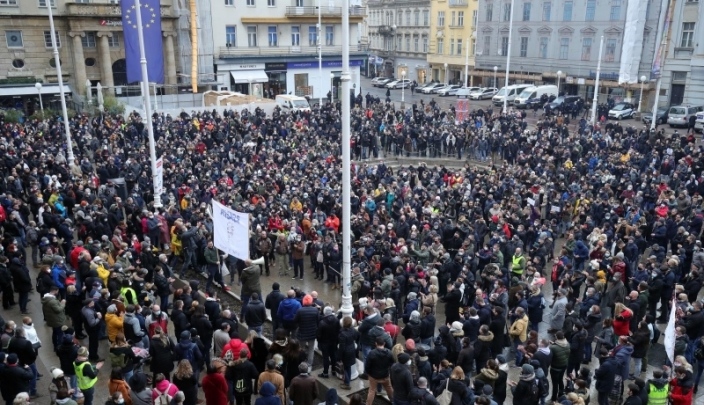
[120, 279, 138, 306]
[511, 248, 526, 281]
[646, 369, 669, 405]
[74, 346, 103, 405]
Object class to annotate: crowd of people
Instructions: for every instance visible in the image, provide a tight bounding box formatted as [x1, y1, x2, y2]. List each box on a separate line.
[0, 95, 701, 405]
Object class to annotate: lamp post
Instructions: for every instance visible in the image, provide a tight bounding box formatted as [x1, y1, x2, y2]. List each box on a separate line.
[391, 24, 397, 77]
[330, 72, 335, 104]
[463, 36, 470, 88]
[493, 66, 498, 88]
[638, 75, 647, 113]
[46, 0, 74, 163]
[35, 82, 44, 118]
[341, 0, 354, 327]
[444, 63, 448, 85]
[401, 70, 406, 110]
[318, 0, 323, 106]
[590, 35, 604, 125]
[502, 0, 516, 114]
[556, 70, 562, 96]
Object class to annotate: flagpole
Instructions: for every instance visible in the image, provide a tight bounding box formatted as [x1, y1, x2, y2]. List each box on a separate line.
[46, 2, 75, 164]
[134, 0, 162, 209]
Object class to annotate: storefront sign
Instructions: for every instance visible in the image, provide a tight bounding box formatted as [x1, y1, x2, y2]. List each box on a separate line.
[265, 62, 287, 71]
[235, 63, 265, 70]
[287, 60, 364, 69]
[100, 20, 123, 26]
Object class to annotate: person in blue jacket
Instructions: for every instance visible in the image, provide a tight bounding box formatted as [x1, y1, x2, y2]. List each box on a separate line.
[276, 290, 301, 334]
[254, 381, 281, 405]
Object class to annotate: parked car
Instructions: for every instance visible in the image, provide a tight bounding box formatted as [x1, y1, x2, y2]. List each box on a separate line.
[415, 82, 437, 93]
[667, 105, 703, 127]
[695, 111, 704, 133]
[422, 83, 446, 94]
[436, 85, 461, 96]
[386, 79, 411, 89]
[469, 87, 498, 100]
[373, 78, 394, 87]
[608, 102, 636, 120]
[642, 107, 668, 126]
[455, 86, 481, 98]
[548, 95, 582, 112]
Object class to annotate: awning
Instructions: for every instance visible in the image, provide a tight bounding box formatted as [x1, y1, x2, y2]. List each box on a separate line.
[230, 70, 269, 84]
[0, 84, 71, 97]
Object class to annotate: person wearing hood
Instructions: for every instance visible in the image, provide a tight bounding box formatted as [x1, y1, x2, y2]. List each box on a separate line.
[255, 382, 282, 405]
[645, 369, 670, 405]
[548, 331, 570, 402]
[173, 331, 203, 380]
[127, 371, 152, 405]
[42, 285, 66, 353]
[225, 348, 259, 405]
[276, 290, 301, 334]
[316, 388, 338, 405]
[474, 359, 500, 391]
[401, 310, 422, 343]
[317, 307, 340, 379]
[508, 364, 542, 405]
[668, 365, 694, 405]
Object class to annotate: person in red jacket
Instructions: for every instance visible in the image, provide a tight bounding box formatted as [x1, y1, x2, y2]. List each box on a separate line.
[613, 302, 633, 337]
[203, 359, 229, 405]
[324, 214, 340, 233]
[669, 366, 694, 405]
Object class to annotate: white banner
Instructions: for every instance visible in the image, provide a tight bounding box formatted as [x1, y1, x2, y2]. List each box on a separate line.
[154, 157, 163, 196]
[212, 200, 250, 261]
[618, 0, 648, 84]
[663, 297, 677, 365]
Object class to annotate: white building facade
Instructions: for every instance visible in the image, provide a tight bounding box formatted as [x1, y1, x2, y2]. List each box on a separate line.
[210, 0, 365, 101]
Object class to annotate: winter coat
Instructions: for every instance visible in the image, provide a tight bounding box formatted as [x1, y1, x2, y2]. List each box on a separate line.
[594, 356, 618, 393]
[202, 371, 229, 405]
[149, 336, 175, 375]
[365, 347, 395, 379]
[509, 314, 529, 342]
[628, 329, 650, 359]
[255, 382, 282, 405]
[474, 332, 494, 371]
[337, 327, 359, 367]
[317, 314, 341, 348]
[288, 374, 318, 405]
[225, 358, 259, 395]
[669, 372, 695, 405]
[549, 296, 568, 330]
[172, 373, 198, 405]
[42, 294, 66, 328]
[257, 370, 286, 405]
[390, 363, 414, 401]
[245, 299, 267, 328]
[611, 344, 634, 380]
[277, 298, 301, 323]
[241, 265, 262, 296]
[294, 306, 320, 341]
[549, 339, 570, 370]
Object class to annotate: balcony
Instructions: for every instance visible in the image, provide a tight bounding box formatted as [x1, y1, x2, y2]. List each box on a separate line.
[378, 25, 395, 36]
[65, 2, 173, 18]
[219, 44, 368, 58]
[284, 6, 366, 18]
[449, 0, 469, 6]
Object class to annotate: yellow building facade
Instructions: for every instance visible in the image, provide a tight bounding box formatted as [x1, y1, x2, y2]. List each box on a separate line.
[427, 0, 478, 85]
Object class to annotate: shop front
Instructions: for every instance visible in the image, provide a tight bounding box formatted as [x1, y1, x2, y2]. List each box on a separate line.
[285, 59, 363, 100]
[226, 63, 269, 95]
[265, 63, 287, 98]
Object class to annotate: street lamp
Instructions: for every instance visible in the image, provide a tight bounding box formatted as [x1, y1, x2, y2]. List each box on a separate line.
[391, 24, 397, 77]
[401, 70, 406, 110]
[444, 63, 448, 85]
[556, 70, 562, 96]
[638, 75, 647, 113]
[330, 72, 335, 104]
[35, 82, 44, 118]
[493, 66, 498, 88]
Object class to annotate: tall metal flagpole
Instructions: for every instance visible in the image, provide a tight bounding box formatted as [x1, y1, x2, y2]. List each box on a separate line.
[502, 0, 515, 114]
[318, 0, 323, 106]
[463, 36, 470, 87]
[590, 36, 604, 125]
[46, 2, 75, 163]
[134, 0, 162, 208]
[340, 0, 353, 320]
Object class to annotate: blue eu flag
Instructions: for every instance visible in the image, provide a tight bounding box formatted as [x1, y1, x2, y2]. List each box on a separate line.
[121, 0, 165, 84]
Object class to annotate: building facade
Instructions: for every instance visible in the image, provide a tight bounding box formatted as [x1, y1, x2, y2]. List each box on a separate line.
[474, 0, 662, 103]
[427, 0, 479, 85]
[0, 0, 180, 105]
[659, 0, 704, 107]
[210, 0, 365, 101]
[366, 0, 430, 83]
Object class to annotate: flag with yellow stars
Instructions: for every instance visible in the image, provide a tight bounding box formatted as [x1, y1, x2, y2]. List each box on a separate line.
[121, 0, 165, 83]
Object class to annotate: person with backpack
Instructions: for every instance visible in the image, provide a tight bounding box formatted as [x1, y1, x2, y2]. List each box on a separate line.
[226, 349, 259, 405]
[152, 373, 179, 405]
[174, 331, 203, 382]
[508, 364, 543, 405]
[409, 377, 439, 405]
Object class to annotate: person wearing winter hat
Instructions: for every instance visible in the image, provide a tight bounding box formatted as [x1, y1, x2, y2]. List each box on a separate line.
[509, 364, 541, 405]
[317, 388, 338, 405]
[2, 353, 32, 403]
[390, 353, 413, 405]
[73, 347, 103, 405]
[255, 381, 282, 405]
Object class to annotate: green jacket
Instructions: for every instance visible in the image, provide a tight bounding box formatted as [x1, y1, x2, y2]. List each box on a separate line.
[204, 247, 219, 265]
[42, 294, 66, 328]
[550, 339, 570, 369]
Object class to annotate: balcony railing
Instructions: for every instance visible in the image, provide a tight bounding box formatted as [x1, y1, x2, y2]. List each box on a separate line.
[66, 2, 172, 17]
[449, 0, 469, 6]
[219, 44, 367, 58]
[285, 6, 366, 17]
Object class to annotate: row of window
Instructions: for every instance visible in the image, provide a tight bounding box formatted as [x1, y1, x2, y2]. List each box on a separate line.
[370, 35, 429, 53]
[224, 0, 275, 6]
[225, 26, 334, 48]
[370, 9, 430, 27]
[435, 10, 478, 27]
[435, 38, 474, 56]
[484, 1, 620, 23]
[5, 30, 120, 49]
[475, 35, 618, 61]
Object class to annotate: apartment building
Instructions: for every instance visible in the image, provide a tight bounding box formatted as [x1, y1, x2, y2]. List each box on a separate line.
[211, 0, 365, 100]
[0, 0, 179, 104]
[660, 0, 704, 107]
[427, 0, 479, 85]
[366, 0, 431, 83]
[474, 0, 662, 102]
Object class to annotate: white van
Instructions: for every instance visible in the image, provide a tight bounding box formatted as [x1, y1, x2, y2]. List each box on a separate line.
[275, 95, 311, 112]
[514, 85, 558, 108]
[492, 84, 532, 106]
[667, 105, 703, 127]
